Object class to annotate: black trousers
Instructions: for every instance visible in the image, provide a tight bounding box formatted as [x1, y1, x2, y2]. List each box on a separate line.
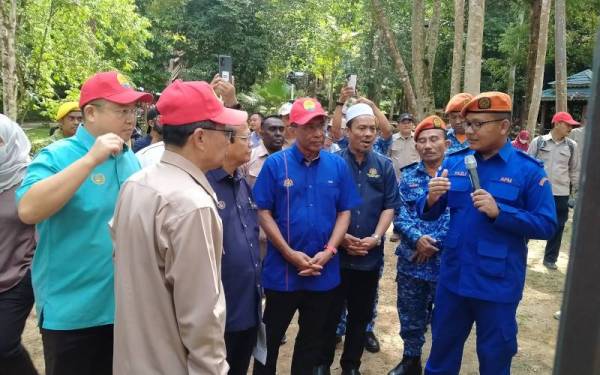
[0, 269, 38, 375]
[41, 324, 113, 375]
[253, 288, 337, 375]
[321, 268, 380, 370]
[544, 195, 569, 263]
[225, 325, 258, 375]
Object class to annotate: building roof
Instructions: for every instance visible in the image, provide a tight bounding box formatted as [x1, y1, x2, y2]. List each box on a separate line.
[542, 69, 592, 102]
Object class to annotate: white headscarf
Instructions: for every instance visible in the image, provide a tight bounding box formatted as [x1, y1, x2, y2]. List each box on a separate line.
[0, 114, 31, 193]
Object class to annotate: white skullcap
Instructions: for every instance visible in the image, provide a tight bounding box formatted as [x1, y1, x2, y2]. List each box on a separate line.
[345, 103, 374, 123]
[278, 102, 293, 116]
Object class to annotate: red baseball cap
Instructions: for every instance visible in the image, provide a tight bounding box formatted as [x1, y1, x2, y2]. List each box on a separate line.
[79, 71, 153, 108]
[551, 111, 580, 127]
[156, 80, 247, 126]
[289, 98, 327, 125]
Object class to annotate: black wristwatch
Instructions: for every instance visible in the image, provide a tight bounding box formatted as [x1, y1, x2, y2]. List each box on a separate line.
[335, 101, 345, 107]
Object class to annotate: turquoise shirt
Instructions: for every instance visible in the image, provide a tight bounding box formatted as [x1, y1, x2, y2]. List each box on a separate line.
[16, 126, 140, 329]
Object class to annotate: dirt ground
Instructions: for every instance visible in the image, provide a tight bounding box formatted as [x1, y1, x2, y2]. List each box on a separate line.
[22, 220, 571, 374]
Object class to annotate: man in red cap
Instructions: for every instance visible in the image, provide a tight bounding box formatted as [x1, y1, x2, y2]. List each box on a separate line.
[111, 80, 247, 375]
[528, 111, 581, 270]
[252, 97, 361, 375]
[444, 93, 473, 154]
[16, 71, 152, 375]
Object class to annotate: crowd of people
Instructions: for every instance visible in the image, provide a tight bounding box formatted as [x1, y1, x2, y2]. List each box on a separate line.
[0, 69, 584, 375]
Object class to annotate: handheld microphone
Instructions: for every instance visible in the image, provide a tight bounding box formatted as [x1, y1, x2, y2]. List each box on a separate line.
[464, 155, 481, 191]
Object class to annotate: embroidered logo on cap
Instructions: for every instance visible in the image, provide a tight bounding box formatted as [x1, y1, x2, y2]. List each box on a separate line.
[478, 97, 491, 110]
[116, 73, 131, 88]
[303, 100, 316, 111]
[433, 117, 443, 127]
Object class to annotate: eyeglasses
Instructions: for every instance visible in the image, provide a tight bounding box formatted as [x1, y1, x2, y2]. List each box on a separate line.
[465, 119, 503, 130]
[233, 134, 252, 143]
[204, 128, 234, 143]
[91, 103, 138, 119]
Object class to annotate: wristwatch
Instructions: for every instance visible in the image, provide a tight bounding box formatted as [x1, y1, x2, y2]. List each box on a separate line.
[335, 101, 345, 107]
[371, 234, 382, 246]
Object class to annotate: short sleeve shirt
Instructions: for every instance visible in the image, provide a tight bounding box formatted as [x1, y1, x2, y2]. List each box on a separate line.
[252, 144, 362, 291]
[16, 126, 140, 329]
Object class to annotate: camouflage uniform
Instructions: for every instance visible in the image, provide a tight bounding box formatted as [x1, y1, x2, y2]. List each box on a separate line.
[446, 128, 469, 155]
[394, 161, 450, 357]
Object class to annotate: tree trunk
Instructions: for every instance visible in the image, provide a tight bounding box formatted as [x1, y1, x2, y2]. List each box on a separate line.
[463, 0, 486, 95]
[507, 10, 525, 104]
[411, 0, 426, 117]
[423, 0, 441, 115]
[554, 0, 568, 112]
[522, 0, 542, 128]
[450, 0, 466, 96]
[0, 0, 18, 121]
[371, 0, 418, 117]
[526, 0, 551, 135]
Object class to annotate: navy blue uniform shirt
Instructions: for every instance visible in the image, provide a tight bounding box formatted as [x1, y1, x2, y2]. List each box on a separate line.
[337, 148, 400, 271]
[418, 142, 557, 303]
[252, 144, 362, 292]
[206, 168, 261, 332]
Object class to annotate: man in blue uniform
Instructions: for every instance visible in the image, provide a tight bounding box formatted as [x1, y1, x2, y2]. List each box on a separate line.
[316, 103, 399, 375]
[207, 122, 262, 375]
[444, 93, 473, 154]
[388, 115, 451, 375]
[419, 92, 557, 375]
[252, 98, 361, 375]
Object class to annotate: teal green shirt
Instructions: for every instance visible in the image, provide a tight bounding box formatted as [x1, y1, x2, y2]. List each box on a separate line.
[16, 126, 140, 329]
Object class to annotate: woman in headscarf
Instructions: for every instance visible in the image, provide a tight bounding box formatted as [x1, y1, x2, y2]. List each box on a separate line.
[511, 129, 530, 151]
[0, 114, 38, 375]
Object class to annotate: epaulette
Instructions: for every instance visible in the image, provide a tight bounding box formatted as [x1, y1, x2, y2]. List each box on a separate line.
[400, 161, 419, 172]
[515, 148, 544, 167]
[448, 145, 470, 156]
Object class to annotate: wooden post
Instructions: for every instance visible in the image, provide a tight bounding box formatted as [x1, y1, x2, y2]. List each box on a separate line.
[553, 30, 600, 375]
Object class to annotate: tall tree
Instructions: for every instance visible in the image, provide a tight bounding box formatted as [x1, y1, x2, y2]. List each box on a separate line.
[522, 0, 542, 127]
[554, 0, 568, 112]
[371, 0, 418, 116]
[526, 0, 551, 134]
[450, 0, 466, 96]
[463, 0, 486, 95]
[0, 0, 18, 121]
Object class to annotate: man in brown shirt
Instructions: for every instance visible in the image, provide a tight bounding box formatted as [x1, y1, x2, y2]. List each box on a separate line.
[244, 116, 286, 187]
[111, 80, 247, 375]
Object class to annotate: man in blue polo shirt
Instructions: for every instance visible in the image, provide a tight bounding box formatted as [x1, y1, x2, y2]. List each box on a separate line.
[317, 103, 399, 375]
[206, 122, 262, 375]
[16, 71, 151, 375]
[252, 97, 361, 375]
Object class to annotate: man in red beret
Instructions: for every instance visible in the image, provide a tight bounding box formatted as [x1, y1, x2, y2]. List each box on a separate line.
[528, 111, 581, 270]
[111, 80, 247, 375]
[17, 71, 152, 375]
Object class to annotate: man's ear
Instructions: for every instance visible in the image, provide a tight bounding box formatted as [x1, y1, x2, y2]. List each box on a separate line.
[500, 119, 511, 136]
[190, 127, 205, 149]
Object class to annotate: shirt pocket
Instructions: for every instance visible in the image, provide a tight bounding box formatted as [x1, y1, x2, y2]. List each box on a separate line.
[487, 180, 520, 205]
[477, 239, 508, 278]
[447, 175, 471, 208]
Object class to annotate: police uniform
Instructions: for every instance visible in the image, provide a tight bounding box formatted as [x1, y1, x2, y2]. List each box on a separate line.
[419, 92, 557, 375]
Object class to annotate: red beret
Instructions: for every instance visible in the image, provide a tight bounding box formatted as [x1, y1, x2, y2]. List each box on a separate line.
[414, 115, 446, 140]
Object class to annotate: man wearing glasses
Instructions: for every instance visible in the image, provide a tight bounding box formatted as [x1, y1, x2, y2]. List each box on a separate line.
[111, 80, 247, 374]
[252, 98, 361, 374]
[444, 92, 473, 154]
[16, 71, 152, 375]
[419, 92, 557, 375]
[206, 123, 263, 375]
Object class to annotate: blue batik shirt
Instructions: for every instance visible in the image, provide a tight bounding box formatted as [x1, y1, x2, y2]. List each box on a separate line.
[418, 142, 557, 303]
[394, 162, 450, 282]
[337, 148, 400, 271]
[446, 128, 470, 154]
[252, 144, 362, 292]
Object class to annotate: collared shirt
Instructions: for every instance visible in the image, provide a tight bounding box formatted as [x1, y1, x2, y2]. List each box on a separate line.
[249, 131, 261, 149]
[16, 125, 140, 330]
[418, 142, 557, 303]
[568, 127, 585, 158]
[253, 144, 362, 292]
[337, 135, 392, 156]
[337, 148, 400, 271]
[136, 141, 165, 168]
[242, 141, 271, 188]
[389, 133, 420, 180]
[206, 168, 261, 332]
[394, 162, 450, 282]
[111, 150, 227, 375]
[528, 133, 580, 196]
[446, 128, 470, 154]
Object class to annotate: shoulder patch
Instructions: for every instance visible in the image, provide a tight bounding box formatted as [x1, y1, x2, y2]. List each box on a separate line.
[515, 149, 544, 167]
[400, 161, 419, 172]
